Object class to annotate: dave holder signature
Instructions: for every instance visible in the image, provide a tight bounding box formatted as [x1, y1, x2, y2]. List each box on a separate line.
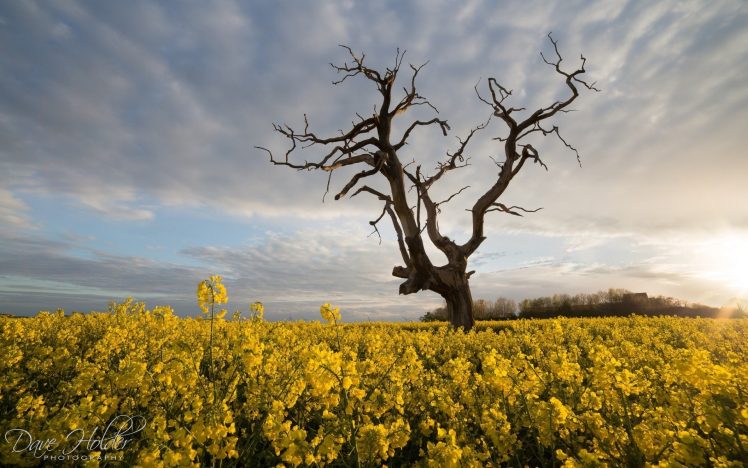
[4, 414, 146, 460]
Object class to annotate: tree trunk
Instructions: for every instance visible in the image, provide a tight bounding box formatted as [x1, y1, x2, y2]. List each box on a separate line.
[444, 278, 475, 331]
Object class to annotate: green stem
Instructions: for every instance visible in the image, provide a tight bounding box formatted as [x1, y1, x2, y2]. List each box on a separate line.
[210, 298, 216, 412]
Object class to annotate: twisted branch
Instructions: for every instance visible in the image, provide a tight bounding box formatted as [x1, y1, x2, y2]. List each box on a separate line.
[463, 33, 597, 257]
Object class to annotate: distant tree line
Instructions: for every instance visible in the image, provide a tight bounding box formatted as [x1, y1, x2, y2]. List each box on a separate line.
[421, 298, 517, 322]
[421, 288, 746, 321]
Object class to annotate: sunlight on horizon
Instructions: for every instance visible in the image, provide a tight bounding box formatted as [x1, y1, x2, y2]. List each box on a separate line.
[697, 232, 748, 297]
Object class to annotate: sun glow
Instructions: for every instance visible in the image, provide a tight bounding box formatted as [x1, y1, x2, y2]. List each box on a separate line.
[702, 233, 748, 294]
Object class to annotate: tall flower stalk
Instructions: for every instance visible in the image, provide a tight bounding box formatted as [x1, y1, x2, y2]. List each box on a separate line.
[250, 301, 264, 321]
[197, 275, 228, 383]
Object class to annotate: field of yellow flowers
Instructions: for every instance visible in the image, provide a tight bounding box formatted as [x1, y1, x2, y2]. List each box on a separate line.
[1, 279, 746, 466]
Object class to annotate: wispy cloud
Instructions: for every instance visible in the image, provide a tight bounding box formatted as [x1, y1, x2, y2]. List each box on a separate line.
[2, 1, 746, 233]
[181, 225, 443, 318]
[0, 225, 441, 319]
[1, 0, 747, 315]
[0, 189, 32, 230]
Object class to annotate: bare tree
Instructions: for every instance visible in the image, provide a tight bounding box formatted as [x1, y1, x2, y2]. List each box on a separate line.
[492, 297, 518, 317]
[259, 34, 598, 330]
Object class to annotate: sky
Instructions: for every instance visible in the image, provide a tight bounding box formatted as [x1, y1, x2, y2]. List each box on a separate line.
[1, 0, 747, 321]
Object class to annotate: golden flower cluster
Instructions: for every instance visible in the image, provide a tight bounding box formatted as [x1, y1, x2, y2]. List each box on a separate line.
[1, 287, 746, 466]
[319, 303, 341, 325]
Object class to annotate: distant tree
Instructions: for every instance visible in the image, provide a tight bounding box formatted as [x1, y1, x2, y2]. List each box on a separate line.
[519, 288, 634, 317]
[422, 297, 516, 322]
[420, 307, 447, 322]
[260, 35, 597, 330]
[473, 299, 489, 320]
[604, 288, 628, 303]
[649, 295, 683, 309]
[516, 288, 734, 319]
[493, 297, 517, 317]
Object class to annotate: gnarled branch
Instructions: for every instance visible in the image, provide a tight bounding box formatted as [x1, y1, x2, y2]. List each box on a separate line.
[463, 33, 596, 257]
[486, 203, 543, 216]
[351, 185, 411, 268]
[421, 118, 490, 189]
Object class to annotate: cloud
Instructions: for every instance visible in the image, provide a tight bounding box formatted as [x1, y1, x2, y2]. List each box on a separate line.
[469, 257, 734, 308]
[0, 213, 741, 319]
[1, 1, 747, 317]
[0, 225, 442, 320]
[2, 0, 746, 237]
[180, 225, 443, 319]
[0, 189, 32, 231]
[0, 227, 205, 315]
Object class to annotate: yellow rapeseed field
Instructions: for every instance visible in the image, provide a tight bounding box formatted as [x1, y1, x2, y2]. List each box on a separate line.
[1, 278, 746, 466]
